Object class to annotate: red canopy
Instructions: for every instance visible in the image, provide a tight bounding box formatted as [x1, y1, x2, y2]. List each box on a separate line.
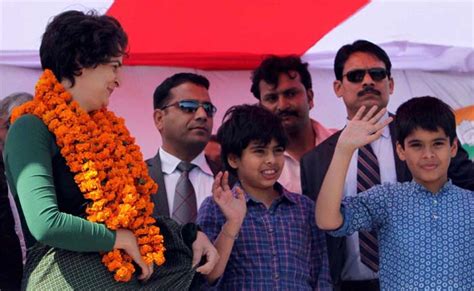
[107, 0, 368, 70]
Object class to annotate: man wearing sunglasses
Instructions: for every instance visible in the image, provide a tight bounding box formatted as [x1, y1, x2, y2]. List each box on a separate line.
[251, 55, 336, 194]
[301, 40, 474, 290]
[146, 73, 222, 279]
[147, 73, 220, 220]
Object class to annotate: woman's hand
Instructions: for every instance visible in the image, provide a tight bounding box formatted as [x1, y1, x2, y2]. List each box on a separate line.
[192, 231, 220, 274]
[114, 229, 153, 281]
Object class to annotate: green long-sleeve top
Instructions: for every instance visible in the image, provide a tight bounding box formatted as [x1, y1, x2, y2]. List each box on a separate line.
[4, 114, 115, 252]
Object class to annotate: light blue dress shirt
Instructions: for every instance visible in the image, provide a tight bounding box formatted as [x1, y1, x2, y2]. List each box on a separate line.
[330, 180, 473, 290]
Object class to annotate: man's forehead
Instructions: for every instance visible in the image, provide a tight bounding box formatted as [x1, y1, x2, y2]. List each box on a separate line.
[169, 82, 210, 100]
[259, 71, 303, 93]
[344, 52, 386, 70]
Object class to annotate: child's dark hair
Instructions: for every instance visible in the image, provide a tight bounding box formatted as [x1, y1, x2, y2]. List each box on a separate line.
[217, 104, 288, 176]
[395, 96, 456, 148]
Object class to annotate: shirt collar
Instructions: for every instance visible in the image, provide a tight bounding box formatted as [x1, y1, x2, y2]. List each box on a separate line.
[233, 182, 297, 205]
[283, 119, 337, 160]
[159, 147, 213, 176]
[411, 179, 453, 196]
[311, 118, 338, 145]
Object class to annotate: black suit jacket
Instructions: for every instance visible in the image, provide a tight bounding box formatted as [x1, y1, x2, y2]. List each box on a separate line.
[146, 151, 229, 218]
[300, 121, 474, 285]
[0, 154, 23, 289]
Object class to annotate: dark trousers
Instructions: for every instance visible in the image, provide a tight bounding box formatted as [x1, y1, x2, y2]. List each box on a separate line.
[0, 199, 23, 290]
[338, 279, 380, 291]
[0, 157, 23, 290]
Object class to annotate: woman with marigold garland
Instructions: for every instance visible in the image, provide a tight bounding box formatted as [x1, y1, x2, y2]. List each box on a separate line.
[3, 10, 217, 289]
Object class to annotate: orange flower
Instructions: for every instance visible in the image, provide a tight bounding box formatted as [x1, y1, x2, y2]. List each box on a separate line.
[12, 69, 165, 282]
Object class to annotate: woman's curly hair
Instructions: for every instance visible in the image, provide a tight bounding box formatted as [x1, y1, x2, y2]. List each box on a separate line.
[40, 10, 128, 86]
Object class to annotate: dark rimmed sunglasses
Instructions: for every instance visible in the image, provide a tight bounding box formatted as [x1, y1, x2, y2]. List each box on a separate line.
[343, 68, 388, 83]
[161, 100, 217, 117]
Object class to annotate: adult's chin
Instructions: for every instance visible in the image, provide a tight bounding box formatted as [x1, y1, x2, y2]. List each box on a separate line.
[282, 119, 304, 136]
[187, 137, 209, 150]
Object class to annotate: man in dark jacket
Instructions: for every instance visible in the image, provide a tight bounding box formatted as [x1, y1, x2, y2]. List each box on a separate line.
[301, 40, 474, 291]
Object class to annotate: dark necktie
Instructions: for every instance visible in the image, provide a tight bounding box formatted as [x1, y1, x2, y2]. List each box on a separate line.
[357, 144, 380, 272]
[172, 162, 197, 224]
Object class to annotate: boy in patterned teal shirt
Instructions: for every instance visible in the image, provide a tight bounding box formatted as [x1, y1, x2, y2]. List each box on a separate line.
[316, 96, 472, 289]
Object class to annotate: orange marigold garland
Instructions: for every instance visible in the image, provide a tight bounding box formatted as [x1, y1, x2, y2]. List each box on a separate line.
[11, 69, 165, 282]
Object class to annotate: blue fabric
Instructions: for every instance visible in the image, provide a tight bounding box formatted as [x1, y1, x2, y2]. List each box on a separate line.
[197, 183, 331, 290]
[330, 180, 473, 289]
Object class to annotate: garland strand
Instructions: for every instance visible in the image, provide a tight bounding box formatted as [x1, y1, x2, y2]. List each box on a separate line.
[12, 69, 165, 282]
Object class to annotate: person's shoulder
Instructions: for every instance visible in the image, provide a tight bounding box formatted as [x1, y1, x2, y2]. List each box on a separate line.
[7, 114, 50, 143]
[285, 190, 315, 208]
[370, 182, 430, 208]
[282, 191, 317, 225]
[145, 155, 156, 167]
[448, 183, 473, 197]
[301, 130, 341, 162]
[4, 114, 55, 158]
[197, 195, 224, 222]
[145, 151, 161, 169]
[10, 114, 47, 130]
[199, 195, 218, 211]
[366, 181, 409, 194]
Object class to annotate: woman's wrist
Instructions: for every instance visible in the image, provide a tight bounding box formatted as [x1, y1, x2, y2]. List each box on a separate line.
[182, 222, 200, 247]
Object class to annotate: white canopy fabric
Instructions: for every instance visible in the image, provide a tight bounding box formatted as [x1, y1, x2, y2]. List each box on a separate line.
[1, 0, 473, 71]
[0, 0, 473, 158]
[305, 0, 474, 72]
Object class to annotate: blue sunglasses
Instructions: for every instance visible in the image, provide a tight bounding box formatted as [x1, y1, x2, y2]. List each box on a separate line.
[161, 100, 217, 117]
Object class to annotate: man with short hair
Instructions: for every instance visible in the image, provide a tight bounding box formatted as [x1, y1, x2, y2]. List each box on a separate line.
[301, 40, 474, 290]
[146, 73, 222, 284]
[147, 73, 220, 222]
[251, 56, 336, 194]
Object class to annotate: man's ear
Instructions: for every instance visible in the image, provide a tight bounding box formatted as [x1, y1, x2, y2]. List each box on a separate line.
[333, 80, 343, 98]
[227, 153, 239, 170]
[307, 88, 314, 109]
[153, 109, 164, 131]
[388, 76, 395, 95]
[450, 137, 459, 158]
[396, 141, 406, 161]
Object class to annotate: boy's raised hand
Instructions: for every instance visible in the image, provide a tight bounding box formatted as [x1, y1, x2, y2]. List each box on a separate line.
[338, 105, 393, 152]
[212, 171, 247, 225]
[316, 105, 393, 230]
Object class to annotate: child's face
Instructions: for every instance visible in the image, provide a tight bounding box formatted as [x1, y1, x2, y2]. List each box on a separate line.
[228, 139, 285, 194]
[396, 127, 457, 192]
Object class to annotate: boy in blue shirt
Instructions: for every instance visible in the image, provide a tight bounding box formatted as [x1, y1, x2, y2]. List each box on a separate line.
[316, 96, 472, 289]
[197, 104, 331, 290]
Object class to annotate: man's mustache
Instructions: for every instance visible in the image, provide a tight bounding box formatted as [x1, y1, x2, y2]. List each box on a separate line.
[358, 87, 381, 97]
[277, 110, 298, 118]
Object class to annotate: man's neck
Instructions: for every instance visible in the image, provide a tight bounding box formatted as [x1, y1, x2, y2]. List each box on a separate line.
[285, 121, 315, 161]
[162, 143, 202, 162]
